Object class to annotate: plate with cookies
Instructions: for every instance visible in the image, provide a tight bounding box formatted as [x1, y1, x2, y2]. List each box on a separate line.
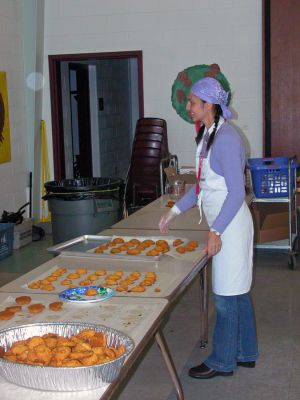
[59, 285, 114, 303]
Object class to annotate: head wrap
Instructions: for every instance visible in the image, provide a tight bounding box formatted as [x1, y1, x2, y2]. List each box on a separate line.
[171, 64, 231, 123]
[191, 77, 232, 119]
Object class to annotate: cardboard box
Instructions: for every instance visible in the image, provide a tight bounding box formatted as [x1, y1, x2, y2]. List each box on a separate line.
[164, 166, 197, 185]
[250, 203, 290, 243]
[13, 218, 33, 249]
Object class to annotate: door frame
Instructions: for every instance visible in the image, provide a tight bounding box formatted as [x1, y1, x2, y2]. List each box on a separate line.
[263, 0, 271, 157]
[48, 50, 144, 180]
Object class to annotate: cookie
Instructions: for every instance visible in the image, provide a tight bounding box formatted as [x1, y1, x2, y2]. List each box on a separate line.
[15, 296, 31, 305]
[0, 310, 14, 320]
[28, 304, 45, 314]
[48, 302, 63, 311]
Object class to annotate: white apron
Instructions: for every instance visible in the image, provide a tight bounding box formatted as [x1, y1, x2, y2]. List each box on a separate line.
[196, 138, 254, 296]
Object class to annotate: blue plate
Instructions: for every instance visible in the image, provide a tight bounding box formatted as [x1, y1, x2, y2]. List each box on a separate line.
[59, 286, 114, 303]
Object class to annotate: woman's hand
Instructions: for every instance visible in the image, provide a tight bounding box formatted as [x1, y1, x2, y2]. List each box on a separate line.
[159, 210, 177, 234]
[203, 231, 222, 258]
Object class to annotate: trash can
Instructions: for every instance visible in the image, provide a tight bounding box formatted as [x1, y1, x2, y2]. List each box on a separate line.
[44, 178, 124, 244]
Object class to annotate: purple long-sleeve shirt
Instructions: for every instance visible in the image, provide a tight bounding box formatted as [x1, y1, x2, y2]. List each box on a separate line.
[174, 122, 246, 234]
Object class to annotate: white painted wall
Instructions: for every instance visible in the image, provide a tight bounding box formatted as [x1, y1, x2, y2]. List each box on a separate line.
[43, 0, 262, 177]
[0, 0, 28, 214]
[0, 0, 263, 219]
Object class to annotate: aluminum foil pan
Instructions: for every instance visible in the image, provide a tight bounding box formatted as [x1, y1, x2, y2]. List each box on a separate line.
[0, 322, 134, 391]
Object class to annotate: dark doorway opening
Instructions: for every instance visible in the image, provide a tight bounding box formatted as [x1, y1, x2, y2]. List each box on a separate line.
[48, 51, 144, 180]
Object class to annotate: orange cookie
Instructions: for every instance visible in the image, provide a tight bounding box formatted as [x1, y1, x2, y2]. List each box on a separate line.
[116, 286, 128, 292]
[15, 296, 31, 305]
[67, 273, 80, 279]
[84, 288, 98, 296]
[156, 239, 168, 246]
[145, 272, 157, 278]
[131, 271, 141, 278]
[41, 284, 55, 291]
[76, 268, 87, 275]
[127, 248, 141, 255]
[110, 247, 121, 254]
[61, 279, 73, 286]
[105, 279, 118, 286]
[0, 310, 14, 320]
[185, 246, 196, 252]
[5, 306, 22, 313]
[112, 237, 125, 244]
[87, 274, 98, 281]
[123, 242, 135, 248]
[28, 304, 45, 314]
[129, 239, 141, 245]
[130, 285, 146, 293]
[146, 250, 159, 257]
[117, 245, 127, 251]
[95, 269, 106, 276]
[49, 301, 63, 311]
[176, 247, 186, 254]
[187, 240, 198, 248]
[142, 239, 155, 246]
[45, 276, 57, 282]
[79, 279, 92, 286]
[173, 239, 184, 247]
[28, 281, 41, 289]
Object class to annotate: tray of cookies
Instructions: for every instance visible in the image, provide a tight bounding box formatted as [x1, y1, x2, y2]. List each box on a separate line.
[23, 266, 163, 296]
[47, 234, 200, 261]
[0, 255, 201, 299]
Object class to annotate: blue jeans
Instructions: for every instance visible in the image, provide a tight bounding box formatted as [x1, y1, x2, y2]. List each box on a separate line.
[205, 292, 258, 372]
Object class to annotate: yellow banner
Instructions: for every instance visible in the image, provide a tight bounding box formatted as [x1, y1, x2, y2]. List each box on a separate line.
[40, 120, 51, 222]
[0, 71, 11, 164]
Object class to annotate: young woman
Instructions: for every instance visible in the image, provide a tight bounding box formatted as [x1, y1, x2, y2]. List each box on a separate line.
[159, 77, 258, 378]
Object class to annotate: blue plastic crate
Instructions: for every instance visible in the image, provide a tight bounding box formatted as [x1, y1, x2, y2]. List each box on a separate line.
[0, 223, 14, 261]
[247, 157, 298, 198]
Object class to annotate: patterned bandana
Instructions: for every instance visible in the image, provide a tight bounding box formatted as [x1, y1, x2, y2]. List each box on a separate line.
[191, 77, 232, 119]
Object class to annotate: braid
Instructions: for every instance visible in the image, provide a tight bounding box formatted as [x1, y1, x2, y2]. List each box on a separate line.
[195, 123, 205, 145]
[207, 104, 222, 151]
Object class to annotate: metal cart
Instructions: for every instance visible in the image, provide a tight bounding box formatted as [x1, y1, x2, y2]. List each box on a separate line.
[249, 156, 298, 269]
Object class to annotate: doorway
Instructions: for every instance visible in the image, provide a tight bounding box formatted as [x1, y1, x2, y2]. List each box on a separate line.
[48, 51, 144, 180]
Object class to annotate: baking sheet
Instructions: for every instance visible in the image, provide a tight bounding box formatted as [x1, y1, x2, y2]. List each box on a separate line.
[0, 292, 168, 400]
[47, 234, 203, 262]
[47, 235, 162, 261]
[0, 255, 198, 299]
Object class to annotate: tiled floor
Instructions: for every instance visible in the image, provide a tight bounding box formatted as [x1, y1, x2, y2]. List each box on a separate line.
[0, 238, 299, 400]
[0, 234, 53, 285]
[118, 250, 300, 400]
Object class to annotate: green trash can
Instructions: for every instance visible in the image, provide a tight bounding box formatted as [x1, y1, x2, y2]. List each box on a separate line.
[44, 178, 124, 244]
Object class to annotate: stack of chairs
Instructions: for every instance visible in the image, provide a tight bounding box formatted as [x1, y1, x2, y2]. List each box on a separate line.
[125, 118, 170, 213]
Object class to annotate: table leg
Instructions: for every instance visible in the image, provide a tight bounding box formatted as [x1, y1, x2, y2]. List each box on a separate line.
[199, 266, 208, 348]
[155, 330, 184, 400]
